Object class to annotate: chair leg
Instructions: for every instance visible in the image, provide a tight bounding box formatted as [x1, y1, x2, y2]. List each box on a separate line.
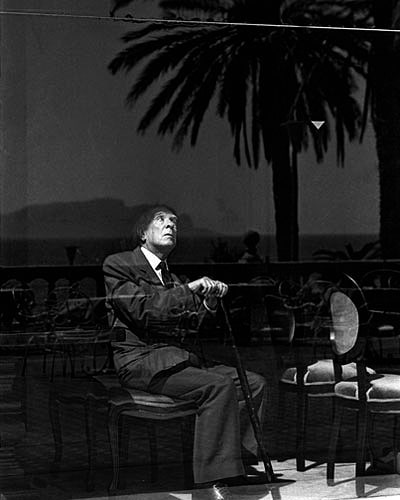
[22, 338, 34, 377]
[62, 347, 68, 377]
[118, 416, 130, 490]
[108, 406, 122, 493]
[84, 398, 96, 492]
[51, 349, 58, 382]
[19, 377, 28, 433]
[67, 345, 75, 377]
[355, 406, 368, 477]
[366, 412, 377, 469]
[147, 421, 158, 483]
[277, 387, 288, 460]
[181, 416, 194, 489]
[42, 349, 48, 375]
[327, 403, 343, 482]
[49, 393, 62, 473]
[296, 390, 308, 471]
[394, 415, 400, 474]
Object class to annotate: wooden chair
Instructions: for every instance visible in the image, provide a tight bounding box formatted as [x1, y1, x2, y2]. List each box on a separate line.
[226, 275, 278, 348]
[45, 295, 117, 490]
[19, 281, 108, 379]
[326, 279, 400, 480]
[263, 286, 361, 472]
[48, 316, 197, 493]
[361, 268, 400, 290]
[0, 357, 27, 442]
[49, 372, 197, 492]
[359, 269, 400, 373]
[0, 278, 50, 331]
[98, 377, 197, 493]
[0, 279, 88, 378]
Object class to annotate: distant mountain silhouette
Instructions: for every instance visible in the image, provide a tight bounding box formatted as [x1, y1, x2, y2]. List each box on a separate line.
[0, 202, 379, 266]
[0, 198, 214, 239]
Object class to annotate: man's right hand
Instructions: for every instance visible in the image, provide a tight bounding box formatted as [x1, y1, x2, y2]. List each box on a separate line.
[188, 276, 228, 298]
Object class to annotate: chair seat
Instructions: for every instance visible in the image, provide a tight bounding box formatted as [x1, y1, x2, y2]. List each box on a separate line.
[281, 360, 374, 388]
[51, 374, 197, 414]
[50, 376, 109, 401]
[335, 373, 400, 402]
[110, 387, 197, 415]
[92, 375, 197, 414]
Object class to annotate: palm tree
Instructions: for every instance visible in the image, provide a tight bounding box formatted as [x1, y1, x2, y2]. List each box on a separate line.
[109, 0, 369, 261]
[367, 0, 400, 258]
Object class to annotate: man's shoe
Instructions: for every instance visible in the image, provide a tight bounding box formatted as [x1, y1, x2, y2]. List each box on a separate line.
[224, 474, 268, 486]
[244, 464, 265, 477]
[212, 482, 232, 500]
[195, 472, 280, 493]
[225, 473, 294, 486]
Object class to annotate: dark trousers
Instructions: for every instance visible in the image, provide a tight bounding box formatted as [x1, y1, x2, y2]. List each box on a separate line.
[146, 364, 267, 484]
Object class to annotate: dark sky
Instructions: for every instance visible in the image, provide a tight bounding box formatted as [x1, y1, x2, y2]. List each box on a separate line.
[1, 0, 379, 237]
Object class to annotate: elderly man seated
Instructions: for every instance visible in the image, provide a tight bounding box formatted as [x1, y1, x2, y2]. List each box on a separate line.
[103, 205, 268, 496]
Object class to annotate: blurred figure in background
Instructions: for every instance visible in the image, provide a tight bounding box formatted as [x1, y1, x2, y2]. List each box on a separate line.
[238, 230, 263, 263]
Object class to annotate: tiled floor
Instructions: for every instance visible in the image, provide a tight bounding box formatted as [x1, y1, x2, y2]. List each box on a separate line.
[70, 460, 400, 500]
[2, 459, 399, 500]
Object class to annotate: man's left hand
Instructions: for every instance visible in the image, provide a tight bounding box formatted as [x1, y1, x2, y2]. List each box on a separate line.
[209, 280, 228, 298]
[203, 280, 228, 311]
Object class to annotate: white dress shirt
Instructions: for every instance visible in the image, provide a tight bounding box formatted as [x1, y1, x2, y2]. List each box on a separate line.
[140, 246, 169, 285]
[140, 246, 216, 312]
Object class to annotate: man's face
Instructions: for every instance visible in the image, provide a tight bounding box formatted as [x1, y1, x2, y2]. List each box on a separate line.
[142, 210, 178, 256]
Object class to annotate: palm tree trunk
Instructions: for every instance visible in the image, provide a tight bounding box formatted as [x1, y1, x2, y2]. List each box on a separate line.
[291, 145, 299, 260]
[371, 0, 400, 258]
[270, 127, 299, 261]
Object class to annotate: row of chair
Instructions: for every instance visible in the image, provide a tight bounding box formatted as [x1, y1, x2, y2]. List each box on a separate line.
[250, 271, 400, 478]
[4, 270, 400, 493]
[0, 278, 198, 493]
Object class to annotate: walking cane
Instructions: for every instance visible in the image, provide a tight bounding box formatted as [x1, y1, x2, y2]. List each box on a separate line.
[220, 298, 275, 483]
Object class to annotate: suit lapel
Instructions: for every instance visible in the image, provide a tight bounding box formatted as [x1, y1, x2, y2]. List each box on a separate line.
[131, 247, 163, 286]
[131, 247, 181, 287]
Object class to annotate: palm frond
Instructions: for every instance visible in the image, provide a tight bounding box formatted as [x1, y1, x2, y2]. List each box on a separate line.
[138, 36, 224, 138]
[360, 52, 372, 142]
[109, 27, 207, 75]
[242, 113, 252, 166]
[334, 111, 345, 165]
[187, 57, 226, 146]
[250, 60, 261, 167]
[218, 37, 255, 166]
[177, 59, 224, 149]
[160, 42, 227, 147]
[233, 120, 242, 165]
[137, 66, 193, 132]
[110, 0, 137, 16]
[120, 24, 174, 43]
[110, 0, 368, 170]
[126, 28, 216, 104]
[283, 0, 372, 27]
[160, 0, 226, 14]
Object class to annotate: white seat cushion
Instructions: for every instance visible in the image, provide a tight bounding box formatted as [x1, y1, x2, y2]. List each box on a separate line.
[335, 373, 400, 402]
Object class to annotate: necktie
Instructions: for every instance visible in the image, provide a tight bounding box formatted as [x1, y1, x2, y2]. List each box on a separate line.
[157, 261, 174, 289]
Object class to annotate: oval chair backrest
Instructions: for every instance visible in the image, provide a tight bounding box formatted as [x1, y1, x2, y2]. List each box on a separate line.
[263, 294, 296, 344]
[286, 307, 296, 343]
[339, 273, 371, 324]
[329, 291, 359, 356]
[249, 276, 277, 286]
[361, 268, 400, 289]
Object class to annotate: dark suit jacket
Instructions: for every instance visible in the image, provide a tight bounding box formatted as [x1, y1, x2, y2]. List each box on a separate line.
[103, 247, 209, 390]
